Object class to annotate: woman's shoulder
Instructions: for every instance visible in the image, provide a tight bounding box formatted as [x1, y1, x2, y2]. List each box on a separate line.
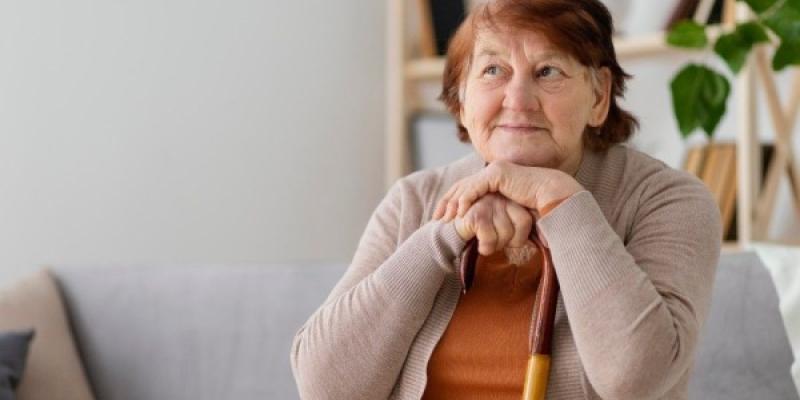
[596, 145, 720, 243]
[614, 145, 709, 194]
[605, 145, 717, 220]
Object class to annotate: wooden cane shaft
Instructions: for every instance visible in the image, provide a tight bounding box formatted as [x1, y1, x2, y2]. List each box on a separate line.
[522, 354, 551, 400]
[530, 237, 559, 355]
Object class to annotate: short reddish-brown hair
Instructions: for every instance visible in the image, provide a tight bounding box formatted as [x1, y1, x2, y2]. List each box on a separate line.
[440, 0, 638, 151]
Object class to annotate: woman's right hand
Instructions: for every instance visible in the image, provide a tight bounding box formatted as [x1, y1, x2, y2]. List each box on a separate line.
[451, 193, 534, 256]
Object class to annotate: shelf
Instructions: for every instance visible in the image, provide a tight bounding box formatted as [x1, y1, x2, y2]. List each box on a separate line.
[722, 238, 800, 254]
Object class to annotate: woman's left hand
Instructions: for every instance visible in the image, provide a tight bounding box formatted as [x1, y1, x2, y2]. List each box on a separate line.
[432, 160, 585, 221]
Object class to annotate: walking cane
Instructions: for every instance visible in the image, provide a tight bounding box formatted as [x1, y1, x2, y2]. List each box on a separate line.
[458, 226, 559, 400]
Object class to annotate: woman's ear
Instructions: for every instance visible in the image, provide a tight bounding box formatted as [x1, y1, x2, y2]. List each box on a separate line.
[589, 67, 612, 127]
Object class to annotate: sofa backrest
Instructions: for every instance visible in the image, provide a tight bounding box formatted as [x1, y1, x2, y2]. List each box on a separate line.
[52, 263, 347, 400]
[50, 252, 798, 400]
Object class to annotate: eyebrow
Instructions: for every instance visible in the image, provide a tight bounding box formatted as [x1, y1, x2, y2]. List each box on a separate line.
[474, 47, 568, 63]
[475, 48, 506, 58]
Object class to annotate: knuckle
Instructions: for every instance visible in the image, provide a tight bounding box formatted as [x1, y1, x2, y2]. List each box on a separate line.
[474, 206, 492, 220]
[518, 209, 533, 225]
[480, 235, 497, 246]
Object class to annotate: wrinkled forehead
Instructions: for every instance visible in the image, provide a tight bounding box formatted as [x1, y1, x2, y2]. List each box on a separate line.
[470, 27, 576, 66]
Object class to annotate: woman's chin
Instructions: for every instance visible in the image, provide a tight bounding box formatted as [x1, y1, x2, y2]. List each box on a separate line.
[490, 148, 559, 168]
[483, 134, 561, 167]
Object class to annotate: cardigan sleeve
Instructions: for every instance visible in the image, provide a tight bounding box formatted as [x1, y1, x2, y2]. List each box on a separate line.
[290, 177, 466, 400]
[536, 174, 721, 400]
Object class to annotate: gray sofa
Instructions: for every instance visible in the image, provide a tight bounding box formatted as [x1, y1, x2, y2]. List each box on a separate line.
[48, 251, 797, 399]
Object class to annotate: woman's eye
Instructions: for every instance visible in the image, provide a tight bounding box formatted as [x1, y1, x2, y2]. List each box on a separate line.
[537, 66, 562, 79]
[483, 65, 500, 76]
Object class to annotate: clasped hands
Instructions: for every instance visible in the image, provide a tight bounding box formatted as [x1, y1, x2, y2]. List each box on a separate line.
[432, 160, 584, 256]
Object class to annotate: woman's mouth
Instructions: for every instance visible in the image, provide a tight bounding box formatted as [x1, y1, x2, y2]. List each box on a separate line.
[496, 125, 548, 135]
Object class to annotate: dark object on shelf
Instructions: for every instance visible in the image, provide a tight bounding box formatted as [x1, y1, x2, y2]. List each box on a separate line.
[665, 0, 700, 29]
[429, 0, 467, 55]
[665, 0, 725, 29]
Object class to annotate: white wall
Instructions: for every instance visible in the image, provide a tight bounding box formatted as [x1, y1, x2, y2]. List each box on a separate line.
[0, 1, 387, 282]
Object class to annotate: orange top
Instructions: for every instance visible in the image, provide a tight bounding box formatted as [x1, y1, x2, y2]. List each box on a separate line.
[422, 242, 543, 399]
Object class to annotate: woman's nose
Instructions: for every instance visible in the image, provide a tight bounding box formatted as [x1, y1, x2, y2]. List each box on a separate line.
[502, 76, 540, 112]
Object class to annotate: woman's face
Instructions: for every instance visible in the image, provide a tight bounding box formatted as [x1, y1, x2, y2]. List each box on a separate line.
[460, 29, 611, 174]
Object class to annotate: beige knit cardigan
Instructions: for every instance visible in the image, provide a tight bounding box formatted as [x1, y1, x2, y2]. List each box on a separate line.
[291, 144, 722, 400]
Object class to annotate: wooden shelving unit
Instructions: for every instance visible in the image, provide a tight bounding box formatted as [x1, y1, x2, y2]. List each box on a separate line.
[384, 0, 800, 247]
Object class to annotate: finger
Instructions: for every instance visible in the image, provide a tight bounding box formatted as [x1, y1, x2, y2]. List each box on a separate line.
[492, 197, 514, 251]
[506, 201, 534, 248]
[433, 200, 447, 220]
[441, 186, 458, 221]
[434, 183, 460, 219]
[433, 186, 455, 219]
[433, 200, 444, 220]
[457, 178, 491, 218]
[456, 186, 473, 219]
[475, 209, 497, 256]
[453, 215, 474, 241]
[445, 186, 466, 222]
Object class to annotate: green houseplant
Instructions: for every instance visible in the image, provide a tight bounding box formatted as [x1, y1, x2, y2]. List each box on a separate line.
[666, 0, 800, 139]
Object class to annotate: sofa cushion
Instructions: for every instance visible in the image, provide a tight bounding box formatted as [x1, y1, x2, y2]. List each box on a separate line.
[752, 243, 800, 392]
[0, 330, 34, 400]
[0, 269, 95, 400]
[689, 251, 799, 399]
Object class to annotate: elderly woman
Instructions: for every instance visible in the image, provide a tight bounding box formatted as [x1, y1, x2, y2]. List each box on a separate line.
[291, 0, 721, 399]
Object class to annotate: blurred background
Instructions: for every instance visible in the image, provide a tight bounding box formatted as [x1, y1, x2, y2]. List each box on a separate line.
[0, 0, 798, 283]
[0, 1, 388, 282]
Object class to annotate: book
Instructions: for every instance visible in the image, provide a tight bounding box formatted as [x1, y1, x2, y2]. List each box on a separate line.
[683, 145, 707, 177]
[683, 142, 775, 241]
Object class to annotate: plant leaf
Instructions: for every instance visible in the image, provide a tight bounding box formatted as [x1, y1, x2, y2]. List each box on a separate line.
[773, 39, 800, 69]
[714, 22, 769, 73]
[670, 64, 731, 139]
[714, 33, 749, 73]
[737, 21, 770, 43]
[666, 20, 708, 48]
[764, 2, 800, 70]
[700, 69, 731, 136]
[764, 2, 800, 41]
[738, 0, 778, 14]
